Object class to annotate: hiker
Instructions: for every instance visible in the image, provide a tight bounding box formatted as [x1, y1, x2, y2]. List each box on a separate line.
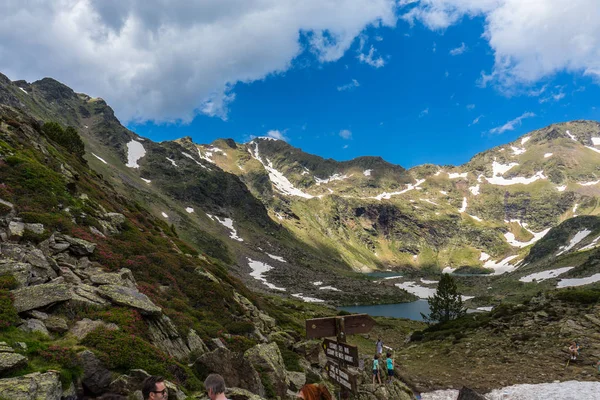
[376, 337, 384, 355]
[297, 383, 333, 400]
[205, 373, 229, 400]
[372, 353, 382, 385]
[385, 351, 396, 384]
[569, 341, 580, 360]
[142, 376, 168, 400]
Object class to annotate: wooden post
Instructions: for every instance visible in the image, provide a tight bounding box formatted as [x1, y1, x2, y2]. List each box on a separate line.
[336, 317, 350, 400]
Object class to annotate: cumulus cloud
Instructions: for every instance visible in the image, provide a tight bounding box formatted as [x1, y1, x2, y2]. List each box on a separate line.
[0, 0, 399, 123]
[449, 42, 467, 56]
[489, 112, 535, 135]
[337, 79, 360, 91]
[357, 45, 386, 68]
[339, 129, 353, 139]
[402, 0, 600, 90]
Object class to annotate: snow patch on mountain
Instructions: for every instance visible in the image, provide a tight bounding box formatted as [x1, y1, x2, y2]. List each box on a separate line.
[585, 146, 600, 154]
[511, 146, 526, 155]
[448, 172, 467, 179]
[315, 173, 351, 185]
[557, 229, 592, 256]
[458, 197, 467, 213]
[363, 169, 372, 176]
[521, 136, 531, 145]
[566, 130, 577, 141]
[519, 267, 574, 283]
[141, 178, 151, 184]
[484, 255, 520, 275]
[126, 140, 146, 168]
[421, 199, 438, 206]
[479, 252, 490, 262]
[185, 207, 194, 213]
[469, 184, 480, 196]
[557, 185, 567, 192]
[544, 153, 553, 158]
[247, 258, 286, 291]
[504, 227, 551, 248]
[292, 293, 324, 302]
[395, 281, 436, 298]
[198, 146, 227, 163]
[161, 212, 168, 218]
[557, 274, 600, 288]
[319, 286, 341, 291]
[92, 153, 108, 164]
[372, 179, 426, 200]
[166, 157, 178, 167]
[181, 152, 209, 169]
[250, 143, 314, 198]
[207, 214, 244, 242]
[266, 253, 286, 262]
[579, 235, 600, 251]
[579, 180, 600, 186]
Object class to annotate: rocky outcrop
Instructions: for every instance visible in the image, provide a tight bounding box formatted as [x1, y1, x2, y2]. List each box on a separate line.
[0, 371, 62, 400]
[244, 342, 290, 399]
[69, 318, 119, 341]
[0, 342, 27, 375]
[97, 285, 161, 315]
[233, 291, 276, 336]
[355, 380, 414, 400]
[194, 347, 265, 397]
[147, 315, 192, 360]
[18, 318, 50, 336]
[457, 386, 487, 400]
[79, 350, 113, 395]
[11, 283, 72, 312]
[225, 387, 268, 400]
[294, 340, 326, 366]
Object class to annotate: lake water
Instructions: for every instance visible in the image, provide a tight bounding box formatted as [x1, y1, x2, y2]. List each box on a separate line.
[339, 299, 430, 321]
[366, 272, 404, 279]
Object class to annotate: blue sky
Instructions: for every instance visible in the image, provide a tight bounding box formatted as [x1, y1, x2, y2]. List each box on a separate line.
[3, 1, 600, 169]
[129, 14, 600, 169]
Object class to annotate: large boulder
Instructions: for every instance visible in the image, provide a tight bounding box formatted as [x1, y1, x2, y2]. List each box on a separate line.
[79, 350, 113, 395]
[97, 285, 161, 315]
[44, 316, 68, 333]
[355, 380, 414, 400]
[10, 283, 71, 312]
[0, 342, 27, 375]
[69, 284, 110, 307]
[187, 329, 209, 357]
[0, 262, 32, 288]
[8, 221, 24, 240]
[244, 342, 290, 399]
[233, 292, 276, 334]
[69, 318, 119, 341]
[54, 234, 96, 256]
[194, 347, 264, 397]
[147, 315, 192, 359]
[293, 340, 326, 366]
[0, 371, 62, 400]
[18, 319, 50, 336]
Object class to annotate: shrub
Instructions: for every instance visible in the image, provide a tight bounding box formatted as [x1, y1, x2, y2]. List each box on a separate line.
[555, 288, 600, 304]
[225, 321, 255, 335]
[276, 342, 302, 372]
[41, 122, 85, 158]
[0, 275, 18, 290]
[0, 290, 19, 329]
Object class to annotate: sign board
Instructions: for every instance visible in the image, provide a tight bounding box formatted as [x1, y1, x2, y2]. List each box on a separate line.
[325, 361, 357, 393]
[322, 338, 359, 367]
[305, 314, 376, 339]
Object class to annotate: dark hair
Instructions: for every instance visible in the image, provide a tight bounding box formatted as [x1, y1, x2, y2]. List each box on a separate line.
[386, 352, 392, 358]
[374, 354, 379, 359]
[204, 373, 226, 395]
[142, 376, 165, 399]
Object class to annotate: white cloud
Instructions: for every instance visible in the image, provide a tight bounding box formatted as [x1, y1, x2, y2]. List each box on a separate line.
[489, 112, 535, 135]
[403, 0, 600, 91]
[419, 108, 429, 117]
[266, 130, 288, 141]
[357, 45, 386, 68]
[466, 104, 475, 110]
[337, 79, 360, 91]
[470, 115, 483, 126]
[339, 129, 353, 139]
[449, 42, 467, 56]
[0, 0, 399, 123]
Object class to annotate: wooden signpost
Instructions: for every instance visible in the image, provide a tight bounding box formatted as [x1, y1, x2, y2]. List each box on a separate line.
[305, 314, 375, 399]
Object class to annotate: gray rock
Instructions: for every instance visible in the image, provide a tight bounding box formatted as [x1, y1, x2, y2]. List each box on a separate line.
[164, 380, 187, 400]
[0, 371, 62, 400]
[69, 284, 110, 307]
[244, 342, 290, 399]
[0, 351, 27, 374]
[187, 329, 209, 357]
[211, 338, 227, 349]
[225, 387, 268, 400]
[89, 268, 136, 288]
[24, 223, 44, 234]
[58, 267, 82, 284]
[8, 221, 24, 240]
[286, 371, 306, 392]
[194, 347, 264, 397]
[25, 310, 49, 320]
[97, 285, 161, 315]
[104, 212, 126, 226]
[79, 350, 113, 395]
[0, 262, 31, 288]
[147, 315, 191, 360]
[294, 340, 326, 366]
[0, 342, 13, 352]
[89, 226, 106, 237]
[44, 316, 68, 333]
[69, 318, 118, 341]
[18, 319, 50, 336]
[56, 234, 96, 256]
[11, 283, 71, 312]
[457, 386, 487, 400]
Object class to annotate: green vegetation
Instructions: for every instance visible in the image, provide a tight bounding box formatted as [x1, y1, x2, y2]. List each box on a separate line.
[555, 288, 600, 304]
[422, 273, 465, 324]
[41, 122, 85, 158]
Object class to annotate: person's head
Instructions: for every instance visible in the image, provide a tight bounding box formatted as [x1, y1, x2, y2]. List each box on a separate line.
[386, 352, 392, 359]
[142, 376, 167, 400]
[297, 384, 332, 400]
[204, 374, 226, 399]
[377, 338, 382, 342]
[374, 353, 379, 360]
